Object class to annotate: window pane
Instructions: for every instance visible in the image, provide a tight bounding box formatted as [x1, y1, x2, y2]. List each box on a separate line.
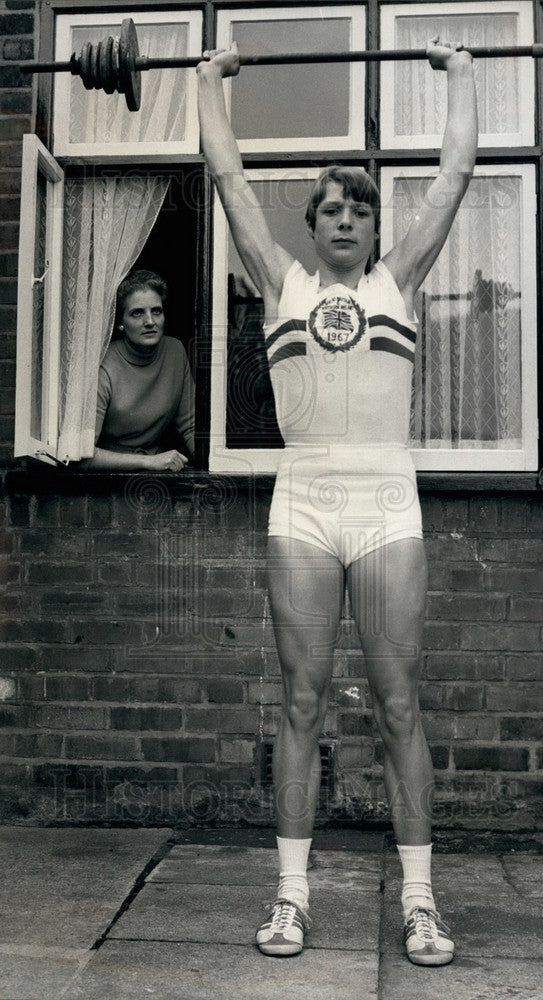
[68, 22, 189, 145]
[391, 175, 523, 449]
[380, 3, 534, 148]
[231, 19, 351, 139]
[30, 172, 47, 441]
[226, 176, 316, 448]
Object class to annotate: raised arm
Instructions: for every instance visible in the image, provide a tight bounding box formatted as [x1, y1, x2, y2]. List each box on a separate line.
[383, 38, 478, 310]
[197, 44, 293, 312]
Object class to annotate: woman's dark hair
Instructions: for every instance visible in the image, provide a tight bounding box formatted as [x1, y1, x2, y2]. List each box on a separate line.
[115, 269, 168, 329]
[305, 165, 380, 232]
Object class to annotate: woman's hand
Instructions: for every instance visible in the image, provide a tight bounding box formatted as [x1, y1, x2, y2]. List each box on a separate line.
[197, 42, 240, 78]
[426, 35, 472, 71]
[144, 450, 189, 472]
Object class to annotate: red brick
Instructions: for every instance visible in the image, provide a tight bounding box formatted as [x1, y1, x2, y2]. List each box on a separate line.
[500, 718, 542, 741]
[427, 594, 505, 621]
[486, 685, 543, 712]
[425, 653, 504, 681]
[505, 656, 543, 681]
[454, 746, 529, 771]
[35, 705, 107, 730]
[110, 707, 183, 731]
[141, 737, 215, 763]
[206, 678, 244, 704]
[64, 735, 141, 761]
[461, 625, 541, 652]
[40, 647, 115, 672]
[508, 597, 543, 621]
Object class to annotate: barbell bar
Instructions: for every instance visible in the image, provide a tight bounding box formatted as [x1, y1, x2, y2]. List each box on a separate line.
[20, 17, 543, 113]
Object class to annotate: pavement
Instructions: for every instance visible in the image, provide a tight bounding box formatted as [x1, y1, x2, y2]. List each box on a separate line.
[1, 825, 543, 1000]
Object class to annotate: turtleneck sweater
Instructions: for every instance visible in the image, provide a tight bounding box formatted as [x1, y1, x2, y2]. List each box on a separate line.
[95, 335, 194, 456]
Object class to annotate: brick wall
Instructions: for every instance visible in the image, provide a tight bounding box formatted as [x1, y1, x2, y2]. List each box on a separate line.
[0, 2, 542, 830]
[0, 0, 33, 468]
[0, 475, 542, 830]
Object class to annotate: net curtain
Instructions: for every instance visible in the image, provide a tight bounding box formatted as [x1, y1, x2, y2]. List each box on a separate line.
[57, 22, 189, 463]
[392, 176, 522, 450]
[57, 175, 169, 463]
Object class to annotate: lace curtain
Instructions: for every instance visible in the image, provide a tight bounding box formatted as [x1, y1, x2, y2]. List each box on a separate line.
[392, 176, 522, 449]
[393, 12, 520, 138]
[57, 175, 169, 462]
[68, 23, 189, 145]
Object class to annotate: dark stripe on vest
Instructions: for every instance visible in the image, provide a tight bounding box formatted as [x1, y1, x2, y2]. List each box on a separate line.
[268, 341, 307, 370]
[369, 315, 417, 344]
[265, 319, 307, 352]
[370, 338, 414, 363]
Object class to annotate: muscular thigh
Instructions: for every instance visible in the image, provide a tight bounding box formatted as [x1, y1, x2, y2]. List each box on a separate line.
[267, 536, 344, 692]
[346, 537, 427, 695]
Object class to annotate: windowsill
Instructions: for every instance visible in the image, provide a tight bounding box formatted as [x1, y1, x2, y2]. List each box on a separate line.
[2, 468, 542, 497]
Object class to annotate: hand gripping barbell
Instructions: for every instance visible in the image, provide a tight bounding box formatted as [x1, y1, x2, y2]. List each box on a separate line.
[20, 17, 543, 113]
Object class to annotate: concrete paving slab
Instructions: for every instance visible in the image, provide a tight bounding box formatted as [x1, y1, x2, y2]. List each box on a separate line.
[65, 940, 379, 1000]
[380, 954, 542, 1000]
[0, 827, 171, 949]
[108, 882, 382, 950]
[382, 854, 543, 959]
[0, 950, 88, 1000]
[501, 854, 543, 898]
[149, 845, 382, 891]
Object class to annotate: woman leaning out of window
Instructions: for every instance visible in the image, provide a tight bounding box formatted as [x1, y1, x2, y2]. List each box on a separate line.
[83, 270, 194, 473]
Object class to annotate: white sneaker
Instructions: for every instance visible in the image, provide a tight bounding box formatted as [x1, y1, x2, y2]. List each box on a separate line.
[256, 898, 311, 957]
[404, 906, 454, 966]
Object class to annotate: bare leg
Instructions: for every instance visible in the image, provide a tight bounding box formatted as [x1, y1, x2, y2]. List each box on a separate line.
[346, 538, 432, 845]
[267, 536, 344, 840]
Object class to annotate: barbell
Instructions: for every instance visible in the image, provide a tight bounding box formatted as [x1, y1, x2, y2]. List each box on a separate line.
[20, 17, 543, 113]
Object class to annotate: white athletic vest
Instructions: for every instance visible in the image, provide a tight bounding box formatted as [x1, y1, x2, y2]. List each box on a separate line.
[263, 259, 417, 447]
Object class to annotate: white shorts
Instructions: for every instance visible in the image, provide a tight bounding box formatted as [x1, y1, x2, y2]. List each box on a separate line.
[268, 444, 423, 567]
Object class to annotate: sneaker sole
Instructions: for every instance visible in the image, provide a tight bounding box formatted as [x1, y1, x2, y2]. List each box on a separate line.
[257, 941, 303, 957]
[407, 948, 454, 966]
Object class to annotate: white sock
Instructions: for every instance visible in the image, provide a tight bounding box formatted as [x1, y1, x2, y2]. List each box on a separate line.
[276, 836, 311, 910]
[397, 843, 436, 919]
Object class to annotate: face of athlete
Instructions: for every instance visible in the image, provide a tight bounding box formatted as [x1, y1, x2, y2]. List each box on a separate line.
[311, 180, 376, 274]
[120, 288, 165, 352]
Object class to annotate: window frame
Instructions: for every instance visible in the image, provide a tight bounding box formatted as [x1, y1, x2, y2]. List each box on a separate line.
[14, 135, 64, 464]
[15, 0, 543, 479]
[380, 162, 539, 473]
[52, 8, 203, 159]
[215, 4, 366, 154]
[380, 0, 535, 150]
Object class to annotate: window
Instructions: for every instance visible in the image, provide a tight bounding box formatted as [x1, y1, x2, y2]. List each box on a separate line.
[380, 165, 538, 471]
[15, 135, 63, 463]
[53, 9, 203, 158]
[380, 2, 535, 148]
[215, 6, 366, 153]
[15, 2, 542, 475]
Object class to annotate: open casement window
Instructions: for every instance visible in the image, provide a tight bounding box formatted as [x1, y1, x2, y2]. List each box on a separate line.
[53, 9, 203, 159]
[380, 1, 535, 149]
[215, 5, 365, 153]
[15, 134, 63, 464]
[380, 165, 538, 471]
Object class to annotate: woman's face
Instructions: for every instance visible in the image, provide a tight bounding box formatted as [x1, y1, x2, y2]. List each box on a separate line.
[120, 287, 165, 351]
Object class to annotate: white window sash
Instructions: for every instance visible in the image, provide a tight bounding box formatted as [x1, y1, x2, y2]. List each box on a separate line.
[380, 1, 534, 149]
[15, 134, 63, 464]
[215, 6, 365, 153]
[53, 10, 202, 159]
[380, 163, 538, 472]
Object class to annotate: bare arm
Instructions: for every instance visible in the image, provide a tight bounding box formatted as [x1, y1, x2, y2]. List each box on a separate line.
[383, 38, 478, 311]
[197, 44, 293, 312]
[83, 448, 189, 472]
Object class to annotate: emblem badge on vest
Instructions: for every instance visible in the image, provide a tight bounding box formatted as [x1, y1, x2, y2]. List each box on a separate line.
[309, 294, 366, 353]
